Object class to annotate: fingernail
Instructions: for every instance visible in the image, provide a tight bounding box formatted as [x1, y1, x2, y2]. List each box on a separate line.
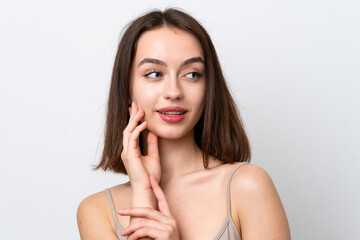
[118, 208, 126, 213]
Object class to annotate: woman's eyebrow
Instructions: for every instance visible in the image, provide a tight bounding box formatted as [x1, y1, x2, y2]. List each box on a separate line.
[181, 57, 205, 67]
[137, 56, 205, 68]
[137, 58, 166, 68]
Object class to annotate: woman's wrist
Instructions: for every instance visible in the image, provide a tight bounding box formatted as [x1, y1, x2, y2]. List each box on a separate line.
[131, 188, 157, 208]
[130, 181, 152, 192]
[130, 187, 157, 239]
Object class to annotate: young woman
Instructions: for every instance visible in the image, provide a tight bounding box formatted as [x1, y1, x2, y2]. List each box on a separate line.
[77, 8, 291, 240]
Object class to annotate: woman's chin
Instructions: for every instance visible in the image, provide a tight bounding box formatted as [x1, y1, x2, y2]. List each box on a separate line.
[148, 128, 193, 141]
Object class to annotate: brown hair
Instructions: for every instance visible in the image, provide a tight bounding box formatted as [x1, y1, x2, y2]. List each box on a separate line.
[95, 8, 251, 174]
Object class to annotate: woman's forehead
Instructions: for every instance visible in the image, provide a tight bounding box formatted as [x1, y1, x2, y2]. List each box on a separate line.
[133, 27, 204, 65]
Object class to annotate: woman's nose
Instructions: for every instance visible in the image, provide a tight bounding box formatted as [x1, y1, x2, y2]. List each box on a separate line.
[162, 75, 184, 100]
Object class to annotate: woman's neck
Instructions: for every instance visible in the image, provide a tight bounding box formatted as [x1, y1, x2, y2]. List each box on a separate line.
[142, 130, 205, 182]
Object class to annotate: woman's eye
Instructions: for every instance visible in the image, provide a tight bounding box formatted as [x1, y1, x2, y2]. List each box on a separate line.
[185, 72, 201, 79]
[145, 71, 162, 79]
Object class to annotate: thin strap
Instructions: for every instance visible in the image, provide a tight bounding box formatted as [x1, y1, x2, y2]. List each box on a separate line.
[105, 189, 125, 239]
[226, 162, 248, 216]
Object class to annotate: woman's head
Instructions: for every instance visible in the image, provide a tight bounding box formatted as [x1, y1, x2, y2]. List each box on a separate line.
[96, 8, 251, 174]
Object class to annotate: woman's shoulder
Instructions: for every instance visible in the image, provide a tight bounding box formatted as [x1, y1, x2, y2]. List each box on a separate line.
[77, 182, 132, 214]
[231, 162, 272, 188]
[229, 162, 291, 239]
[209, 161, 269, 183]
[230, 162, 278, 207]
[77, 182, 132, 239]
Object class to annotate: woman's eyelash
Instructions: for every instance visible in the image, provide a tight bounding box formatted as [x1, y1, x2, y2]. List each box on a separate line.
[185, 71, 202, 79]
[144, 70, 162, 78]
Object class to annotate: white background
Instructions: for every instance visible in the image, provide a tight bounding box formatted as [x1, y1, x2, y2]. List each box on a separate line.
[0, 0, 359, 239]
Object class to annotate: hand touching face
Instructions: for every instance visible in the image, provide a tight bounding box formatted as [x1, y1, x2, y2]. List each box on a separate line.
[121, 101, 161, 190]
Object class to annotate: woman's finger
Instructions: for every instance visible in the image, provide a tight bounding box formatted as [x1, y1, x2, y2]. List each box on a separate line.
[120, 219, 168, 236]
[130, 101, 137, 120]
[128, 121, 147, 151]
[125, 101, 142, 132]
[126, 109, 144, 133]
[123, 109, 144, 148]
[123, 103, 142, 134]
[127, 226, 174, 240]
[118, 207, 169, 223]
[150, 175, 172, 217]
[147, 132, 159, 159]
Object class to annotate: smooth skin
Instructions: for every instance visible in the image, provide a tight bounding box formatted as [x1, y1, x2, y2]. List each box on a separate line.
[77, 27, 291, 240]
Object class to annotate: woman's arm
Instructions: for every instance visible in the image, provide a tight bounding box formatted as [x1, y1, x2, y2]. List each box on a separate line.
[122, 102, 161, 224]
[232, 164, 291, 240]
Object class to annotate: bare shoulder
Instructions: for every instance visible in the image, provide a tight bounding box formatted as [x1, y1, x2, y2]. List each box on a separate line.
[231, 163, 291, 240]
[77, 183, 131, 240]
[231, 163, 274, 191]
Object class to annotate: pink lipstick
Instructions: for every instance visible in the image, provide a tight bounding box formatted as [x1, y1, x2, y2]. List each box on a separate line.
[157, 106, 187, 123]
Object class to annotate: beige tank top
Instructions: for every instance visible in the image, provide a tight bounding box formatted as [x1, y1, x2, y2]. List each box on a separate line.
[105, 162, 247, 240]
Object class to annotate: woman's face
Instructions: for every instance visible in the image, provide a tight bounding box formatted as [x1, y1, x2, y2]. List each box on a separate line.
[130, 27, 206, 140]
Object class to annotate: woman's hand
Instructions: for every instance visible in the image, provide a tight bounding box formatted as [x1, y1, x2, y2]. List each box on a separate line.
[121, 101, 161, 191]
[118, 175, 180, 240]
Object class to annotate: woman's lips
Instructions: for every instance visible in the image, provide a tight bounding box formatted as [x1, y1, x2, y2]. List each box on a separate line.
[156, 106, 187, 123]
[158, 112, 186, 123]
